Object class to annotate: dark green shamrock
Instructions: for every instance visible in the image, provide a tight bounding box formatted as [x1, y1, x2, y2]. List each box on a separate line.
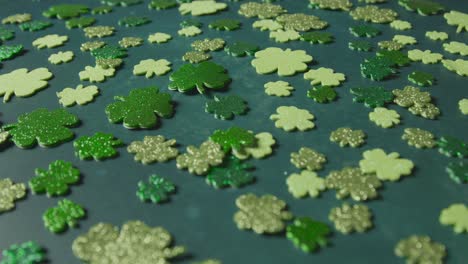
[42, 4, 89, 19]
[101, 0, 142, 6]
[105, 86, 173, 129]
[29, 160, 80, 196]
[43, 199, 85, 233]
[398, 0, 444, 16]
[3, 108, 79, 148]
[286, 217, 330, 253]
[206, 155, 255, 189]
[136, 175, 176, 203]
[377, 50, 411, 67]
[408, 71, 435, 86]
[301, 32, 334, 44]
[210, 126, 256, 153]
[91, 45, 127, 59]
[209, 19, 241, 31]
[1, 241, 45, 264]
[307, 86, 337, 103]
[118, 16, 150, 27]
[446, 161, 468, 184]
[19, 21, 53, 32]
[438, 136, 468, 158]
[360, 57, 396, 81]
[169, 62, 231, 94]
[225, 41, 259, 57]
[350, 86, 394, 108]
[349, 41, 372, 51]
[349, 25, 381, 38]
[205, 95, 248, 120]
[149, 0, 178, 9]
[74, 132, 123, 160]
[180, 19, 202, 28]
[0, 27, 14, 41]
[65, 17, 95, 29]
[0, 45, 23, 62]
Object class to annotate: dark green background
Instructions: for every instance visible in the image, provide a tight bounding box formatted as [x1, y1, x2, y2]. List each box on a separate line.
[0, 0, 467, 263]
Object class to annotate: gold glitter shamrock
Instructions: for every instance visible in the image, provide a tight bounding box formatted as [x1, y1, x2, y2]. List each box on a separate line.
[72, 221, 186, 264]
[442, 59, 468, 76]
[395, 235, 446, 264]
[270, 106, 315, 131]
[369, 107, 400, 128]
[402, 128, 435, 149]
[251, 47, 313, 76]
[83, 26, 114, 38]
[330, 127, 366, 147]
[148, 32, 172, 43]
[460, 99, 468, 115]
[303, 67, 346, 87]
[325, 167, 382, 201]
[179, 0, 227, 16]
[48, 51, 74, 64]
[359, 148, 414, 181]
[350, 6, 398, 24]
[378, 40, 404, 51]
[443, 41, 468, 56]
[238, 2, 286, 19]
[393, 86, 431, 108]
[2, 13, 31, 24]
[191, 38, 225, 52]
[96, 58, 123, 69]
[234, 193, 293, 234]
[408, 49, 443, 64]
[0, 178, 26, 213]
[426, 31, 448, 41]
[276, 13, 328, 31]
[80, 41, 105, 51]
[178, 26, 202, 37]
[252, 19, 283, 31]
[182, 51, 211, 63]
[439, 203, 468, 234]
[309, 0, 352, 11]
[329, 203, 372, 234]
[409, 103, 440, 119]
[133, 59, 171, 78]
[79, 65, 115, 83]
[264, 81, 294, 97]
[233, 132, 276, 160]
[118, 37, 143, 48]
[32, 34, 68, 49]
[269, 30, 300, 43]
[290, 147, 326, 171]
[176, 140, 224, 175]
[127, 135, 178, 165]
[444, 10, 468, 33]
[390, 20, 412, 30]
[286, 170, 325, 198]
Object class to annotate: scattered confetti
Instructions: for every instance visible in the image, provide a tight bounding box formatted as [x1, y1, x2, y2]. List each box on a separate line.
[74, 132, 122, 161]
[182, 51, 211, 63]
[169, 61, 230, 94]
[286, 170, 325, 198]
[79, 65, 115, 83]
[330, 127, 366, 147]
[325, 167, 381, 201]
[378, 40, 404, 51]
[395, 235, 446, 264]
[269, 29, 300, 43]
[191, 38, 225, 52]
[459, 99, 468, 115]
[376, 50, 411, 66]
[0, 27, 14, 41]
[1, 241, 45, 264]
[351, 86, 394, 108]
[137, 175, 175, 203]
[102, 0, 142, 6]
[252, 19, 283, 31]
[118, 36, 143, 48]
[0, 45, 23, 62]
[443, 41, 468, 56]
[206, 155, 254, 189]
[133, 59, 171, 78]
[0, 178, 26, 213]
[390, 20, 412, 30]
[350, 5, 398, 24]
[83, 25, 115, 38]
[119, 16, 150, 27]
[442, 59, 468, 76]
[225, 41, 259, 57]
[349, 24, 381, 37]
[43, 199, 85, 233]
[359, 148, 414, 181]
[393, 85, 431, 107]
[238, 2, 285, 19]
[408, 49, 443, 64]
[42, 4, 89, 19]
[32, 34, 68, 49]
[252, 47, 312, 76]
[439, 203, 468, 233]
[179, 0, 227, 16]
[178, 25, 202, 37]
[148, 32, 172, 43]
[48, 51, 74, 64]
[127, 135, 178, 164]
[402, 128, 435, 148]
[301, 32, 334, 44]
[210, 127, 255, 153]
[2, 13, 31, 24]
[92, 45, 127, 59]
[408, 102, 440, 119]
[96, 58, 123, 69]
[329, 203, 372, 234]
[80, 40, 105, 51]
[446, 161, 468, 184]
[369, 107, 400, 128]
[408, 70, 435, 86]
[176, 140, 224, 175]
[92, 5, 113, 14]
[304, 67, 345, 87]
[276, 13, 328, 31]
[209, 19, 241, 31]
[270, 106, 315, 132]
[349, 40, 372, 51]
[30, 160, 80, 196]
[309, 0, 352, 11]
[286, 217, 330, 253]
[57, 84, 99, 107]
[19, 20, 52, 32]
[398, 0, 444, 16]
[360, 57, 396, 81]
[437, 136, 468, 158]
[149, 0, 178, 10]
[232, 132, 275, 160]
[205, 95, 247, 120]
[307, 86, 337, 103]
[290, 147, 326, 171]
[66, 17, 95, 29]
[264, 81, 293, 96]
[393, 34, 417, 45]
[425, 31, 448, 41]
[444, 11, 468, 33]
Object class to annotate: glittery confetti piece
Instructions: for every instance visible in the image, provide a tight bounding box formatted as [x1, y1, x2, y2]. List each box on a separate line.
[29, 160, 80, 196]
[48, 51, 74, 64]
[307, 86, 337, 103]
[0, 45, 23, 62]
[369, 107, 400, 128]
[1, 241, 45, 264]
[398, 0, 444, 16]
[210, 127, 255, 153]
[304, 67, 345, 87]
[42, 4, 89, 19]
[178, 25, 202, 37]
[66, 16, 95, 29]
[264, 81, 294, 96]
[269, 29, 300, 43]
[0, 131, 9, 145]
[286, 170, 325, 198]
[290, 147, 326, 171]
[80, 41, 105, 51]
[209, 19, 241, 31]
[43, 199, 85, 233]
[118, 36, 143, 48]
[234, 193, 292, 234]
[329, 203, 372, 234]
[127, 135, 178, 164]
[2, 13, 31, 24]
[19, 20, 53, 32]
[443, 41, 468, 56]
[350, 5, 398, 24]
[425, 31, 448, 41]
[119, 16, 150, 27]
[57, 84, 99, 107]
[96, 58, 123, 69]
[444, 11, 468, 33]
[232, 132, 275, 160]
[360, 57, 396, 81]
[252, 19, 283, 31]
[392, 86, 431, 108]
[270, 106, 315, 132]
[409, 102, 440, 119]
[330, 127, 366, 148]
[133, 59, 171, 78]
[32, 34, 68, 49]
[359, 148, 414, 181]
[325, 167, 381, 201]
[238, 2, 285, 19]
[459, 99, 468, 115]
[169, 61, 230, 94]
[251, 47, 313, 76]
[179, 0, 227, 16]
[79, 65, 115, 83]
[351, 86, 393, 108]
[309, 0, 352, 11]
[348, 40, 372, 51]
[402, 128, 435, 149]
[137, 175, 175, 203]
[74, 132, 122, 161]
[83, 25, 114, 38]
[148, 32, 172, 43]
[149, 0, 178, 10]
[0, 178, 25, 213]
[349, 24, 381, 38]
[191, 38, 225, 52]
[205, 95, 247, 120]
[206, 155, 254, 189]
[395, 235, 446, 264]
[276, 13, 328, 31]
[0, 68, 53, 102]
[408, 49, 443, 64]
[92, 5, 113, 14]
[286, 217, 330, 253]
[378, 40, 404, 51]
[437, 136, 468, 158]
[408, 71, 434, 87]
[440, 204, 468, 233]
[446, 161, 468, 184]
[390, 20, 412, 30]
[91, 45, 127, 59]
[183, 51, 211, 63]
[176, 140, 225, 175]
[442, 59, 468, 76]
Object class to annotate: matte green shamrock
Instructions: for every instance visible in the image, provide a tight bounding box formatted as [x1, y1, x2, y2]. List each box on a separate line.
[0, 45, 23, 62]
[205, 95, 248, 120]
[43, 199, 85, 233]
[92, 6, 113, 14]
[42, 4, 89, 19]
[286, 217, 330, 253]
[29, 160, 80, 196]
[349, 25, 381, 38]
[74, 132, 123, 160]
[351, 86, 394, 108]
[210, 126, 255, 152]
[118, 16, 150, 27]
[307, 86, 337, 103]
[225, 41, 259, 57]
[408, 71, 435, 86]
[180, 19, 202, 28]
[0, 241, 45, 264]
[377, 50, 411, 67]
[398, 0, 444, 16]
[137, 175, 175, 203]
[0, 27, 14, 41]
[66, 17, 95, 29]
[209, 19, 241, 31]
[438, 136, 468, 158]
[206, 155, 255, 188]
[91, 45, 127, 59]
[149, 0, 178, 9]
[101, 0, 142, 6]
[446, 161, 468, 184]
[301, 32, 334, 44]
[360, 57, 396, 81]
[19, 21, 53, 32]
[349, 41, 372, 51]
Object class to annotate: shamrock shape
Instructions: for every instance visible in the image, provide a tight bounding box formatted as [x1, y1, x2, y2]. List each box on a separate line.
[0, 44, 23, 62]
[92, 6, 113, 14]
[42, 4, 89, 19]
[106, 86, 173, 129]
[225, 41, 259, 57]
[350, 5, 398, 24]
[390, 20, 412, 30]
[269, 30, 300, 43]
[329, 203, 372, 234]
[442, 59, 468, 76]
[286, 217, 330, 252]
[349, 40, 372, 51]
[392, 85, 431, 107]
[32, 34, 68, 49]
[179, 0, 227, 16]
[350, 86, 394, 108]
[379, 41, 404, 51]
[0, 67, 53, 102]
[0, 27, 14, 41]
[290, 147, 326, 171]
[330, 127, 366, 147]
[232, 132, 276, 160]
[264, 81, 294, 96]
[443, 41, 468, 56]
[1, 241, 45, 264]
[360, 57, 396, 81]
[444, 11, 468, 33]
[234, 193, 293, 234]
[43, 199, 85, 233]
[48, 51, 74, 64]
[301, 32, 334, 44]
[79, 65, 115, 83]
[133, 59, 171, 78]
[307, 86, 337, 103]
[191, 38, 225, 52]
[29, 160, 80, 196]
[276, 13, 328, 31]
[393, 34, 417, 46]
[0, 178, 26, 213]
[80, 41, 105, 51]
[182, 51, 211, 63]
[309, 0, 352, 11]
[251, 47, 313, 76]
[286, 170, 325, 198]
[101, 0, 142, 6]
[72, 221, 186, 264]
[169, 61, 230, 94]
[149, 0, 178, 10]
[238, 2, 285, 19]
[193, 259, 221, 264]
[205, 95, 248, 120]
[206, 155, 255, 189]
[425, 30, 448, 41]
[118, 16, 150, 27]
[127, 135, 178, 164]
[253, 19, 283, 31]
[180, 19, 203, 28]
[359, 148, 414, 181]
[3, 108, 79, 148]
[376, 50, 411, 67]
[209, 19, 241, 31]
[176, 140, 225, 175]
[398, 0, 444, 16]
[118, 37, 143, 48]
[57, 84, 99, 107]
[19, 21, 52, 32]
[83, 26, 115, 38]
[137, 175, 176, 203]
[91, 45, 127, 59]
[2, 13, 32, 24]
[402, 128, 435, 148]
[96, 58, 123, 69]
[437, 136, 468, 158]
[304, 67, 345, 87]
[408, 71, 435, 86]
[178, 25, 202, 37]
[325, 167, 382, 201]
[349, 24, 381, 37]
[408, 49, 443, 64]
[66, 17, 95, 29]
[270, 106, 315, 132]
[210, 127, 255, 153]
[395, 235, 446, 264]
[459, 99, 468, 115]
[439, 203, 468, 233]
[408, 102, 440, 119]
[74, 132, 122, 161]
[148, 32, 172, 43]
[446, 161, 468, 184]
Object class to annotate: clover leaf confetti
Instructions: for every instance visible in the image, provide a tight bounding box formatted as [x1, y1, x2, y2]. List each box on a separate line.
[169, 61, 230, 94]
[360, 57, 396, 81]
[443, 41, 468, 56]
[74, 132, 122, 161]
[210, 127, 255, 153]
[0, 131, 9, 145]
[252, 47, 312, 76]
[439, 203, 468, 233]
[350, 5, 398, 24]
[234, 193, 292, 234]
[286, 217, 330, 253]
[206, 155, 254, 189]
[119, 16, 150, 27]
[127, 135, 178, 165]
[359, 148, 414, 181]
[137, 175, 175, 203]
[66, 17, 95, 29]
[32, 34, 68, 49]
[393, 86, 431, 108]
[119, 37, 143, 48]
[330, 127, 366, 148]
[309, 0, 352, 11]
[395, 235, 446, 264]
[79, 65, 115, 83]
[149, 0, 178, 10]
[209, 19, 241, 31]
[133, 59, 171, 78]
[276, 13, 328, 31]
[459, 99, 468, 115]
[80, 41, 106, 51]
[0, 178, 26, 213]
[307, 86, 337, 103]
[304, 67, 345, 87]
[444, 11, 468, 33]
[183, 51, 211, 63]
[205, 95, 248, 120]
[2, 13, 31, 24]
[0, 27, 14, 41]
[43, 199, 85, 233]
[176, 140, 224, 175]
[96, 58, 123, 69]
[0, 45, 23, 62]
[19, 21, 52, 32]
[442, 59, 468, 76]
[349, 40, 372, 52]
[264, 81, 293, 97]
[425, 31, 448, 41]
[325, 167, 382, 201]
[350, 86, 394, 108]
[179, 0, 227, 16]
[402, 128, 435, 149]
[390, 20, 412, 30]
[253, 19, 283, 31]
[349, 24, 381, 38]
[191, 38, 225, 52]
[91, 45, 127, 59]
[301, 32, 334, 44]
[48, 51, 74, 64]
[232, 132, 275, 160]
[3, 108, 79, 148]
[408, 71, 435, 86]
[270, 106, 315, 132]
[437, 136, 468, 158]
[446, 161, 468, 184]
[408, 49, 443, 64]
[29, 160, 80, 196]
[238, 2, 285, 19]
[57, 84, 99, 107]
[378, 40, 404, 51]
[409, 102, 440, 119]
[178, 25, 202, 37]
[290, 147, 326, 171]
[1, 241, 45, 264]
[393, 35, 417, 46]
[377, 50, 411, 67]
[84, 26, 115, 38]
[148, 32, 172, 43]
[92, 6, 113, 14]
[225, 41, 259, 57]
[269, 29, 300, 43]
[398, 0, 444, 16]
[43, 4, 89, 19]
[329, 203, 372, 234]
[369, 107, 400, 128]
[286, 170, 325, 198]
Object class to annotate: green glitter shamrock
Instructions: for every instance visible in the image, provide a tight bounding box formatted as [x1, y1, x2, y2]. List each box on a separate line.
[91, 45, 127, 59]
[209, 19, 241, 31]
[329, 203, 373, 234]
[149, 0, 178, 9]
[205, 95, 248, 120]
[92, 6, 113, 14]
[360, 57, 396, 81]
[169, 61, 231, 94]
[408, 71, 434, 86]
[437, 136, 468, 158]
[176, 140, 225, 175]
[301, 32, 334, 44]
[349, 41, 372, 51]
[0, 241, 45, 264]
[101, 0, 142, 6]
[350, 86, 394, 108]
[180, 19, 202, 28]
[118, 16, 150, 27]
[206, 155, 254, 189]
[376, 50, 411, 67]
[0, 178, 26, 213]
[446, 161, 468, 184]
[210, 126, 256, 153]
[290, 147, 326, 171]
[225, 41, 259, 57]
[3, 108, 79, 148]
[0, 27, 14, 41]
[349, 25, 381, 38]
[19, 21, 52, 32]
[325, 167, 382, 201]
[307, 86, 337, 103]
[0, 45, 23, 62]
[137, 175, 176, 203]
[43, 4, 89, 19]
[29, 160, 80, 196]
[66, 17, 95, 29]
[395, 235, 446, 264]
[43, 199, 85, 233]
[286, 217, 330, 253]
[74, 132, 123, 160]
[398, 0, 444, 16]
[105, 86, 173, 129]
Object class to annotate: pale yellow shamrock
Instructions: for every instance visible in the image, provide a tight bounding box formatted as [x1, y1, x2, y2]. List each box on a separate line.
[264, 81, 294, 96]
[393, 35, 417, 45]
[369, 107, 400, 128]
[407, 49, 443, 64]
[252, 19, 283, 31]
[133, 59, 171, 78]
[459, 99, 468, 115]
[32, 34, 68, 49]
[57, 85, 99, 107]
[443, 41, 468, 56]
[48, 51, 74, 64]
[251, 47, 313, 76]
[269, 29, 300, 43]
[439, 203, 468, 233]
[148, 32, 172, 43]
[444, 10, 468, 33]
[425, 31, 448, 41]
[442, 59, 468, 76]
[233, 132, 275, 159]
[179, 0, 227, 16]
[390, 20, 411, 30]
[304, 67, 346, 87]
[177, 26, 202, 37]
[359, 148, 414, 181]
[79, 66, 115, 83]
[270, 106, 315, 132]
[0, 68, 53, 102]
[286, 170, 325, 198]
